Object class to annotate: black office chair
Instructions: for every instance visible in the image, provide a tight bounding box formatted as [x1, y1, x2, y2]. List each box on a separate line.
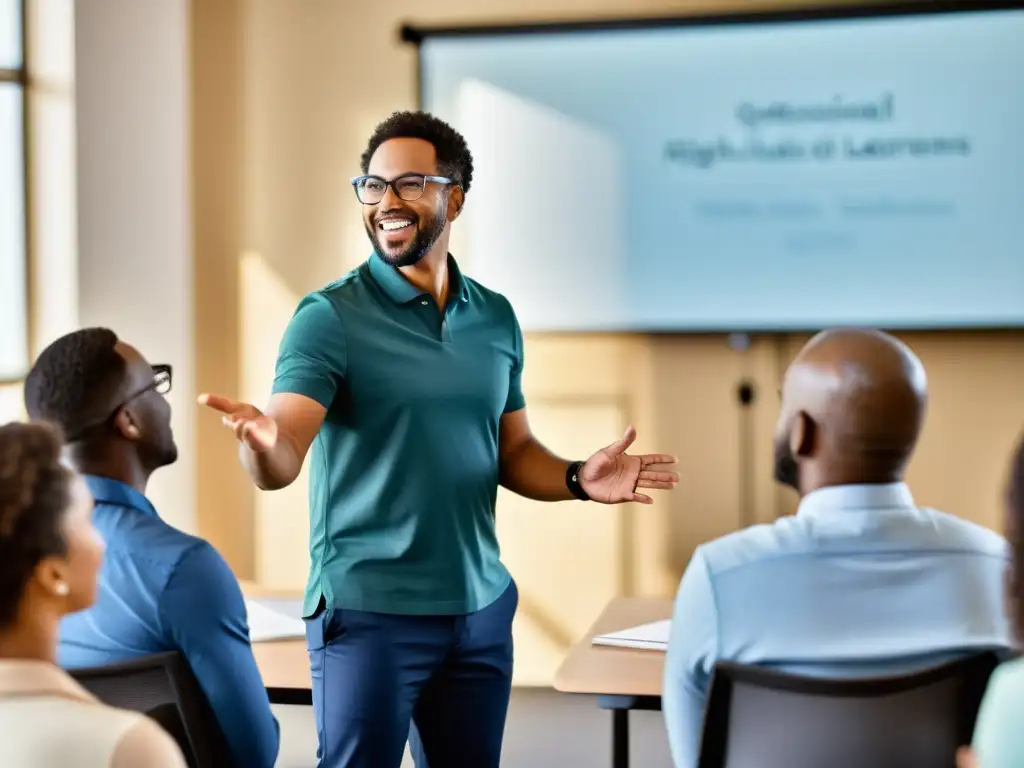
[70, 651, 234, 768]
[697, 651, 1005, 768]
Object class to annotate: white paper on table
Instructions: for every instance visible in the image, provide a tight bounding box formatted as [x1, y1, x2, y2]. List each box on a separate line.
[591, 619, 671, 651]
[245, 598, 306, 643]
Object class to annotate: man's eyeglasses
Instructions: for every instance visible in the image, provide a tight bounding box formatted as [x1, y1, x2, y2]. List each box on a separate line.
[145, 364, 173, 397]
[350, 174, 453, 205]
[67, 364, 173, 443]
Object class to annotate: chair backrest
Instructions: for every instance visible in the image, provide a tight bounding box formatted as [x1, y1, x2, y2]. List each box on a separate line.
[70, 652, 234, 768]
[697, 651, 1005, 768]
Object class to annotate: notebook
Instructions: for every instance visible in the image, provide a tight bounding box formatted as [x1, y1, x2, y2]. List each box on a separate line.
[592, 619, 671, 651]
[245, 598, 306, 643]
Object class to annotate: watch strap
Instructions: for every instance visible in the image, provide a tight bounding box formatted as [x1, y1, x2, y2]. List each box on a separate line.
[566, 460, 590, 501]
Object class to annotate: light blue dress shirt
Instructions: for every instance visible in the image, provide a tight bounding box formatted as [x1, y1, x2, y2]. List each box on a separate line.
[59, 476, 280, 768]
[663, 483, 1012, 768]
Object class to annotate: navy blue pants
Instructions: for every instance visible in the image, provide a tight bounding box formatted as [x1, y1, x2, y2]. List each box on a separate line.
[305, 579, 518, 768]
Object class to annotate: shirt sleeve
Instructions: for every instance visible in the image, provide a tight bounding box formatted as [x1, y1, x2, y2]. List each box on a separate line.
[972, 661, 1024, 768]
[159, 542, 280, 768]
[663, 547, 719, 768]
[110, 714, 189, 768]
[504, 301, 526, 413]
[271, 291, 347, 409]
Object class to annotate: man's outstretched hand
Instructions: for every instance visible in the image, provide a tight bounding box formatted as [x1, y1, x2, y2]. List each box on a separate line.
[579, 426, 679, 504]
[198, 393, 278, 453]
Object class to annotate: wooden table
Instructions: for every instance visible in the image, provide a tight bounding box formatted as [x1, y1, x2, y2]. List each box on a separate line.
[555, 597, 673, 768]
[241, 582, 312, 705]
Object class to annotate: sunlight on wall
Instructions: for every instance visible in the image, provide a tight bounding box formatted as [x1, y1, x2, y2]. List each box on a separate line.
[239, 251, 312, 588]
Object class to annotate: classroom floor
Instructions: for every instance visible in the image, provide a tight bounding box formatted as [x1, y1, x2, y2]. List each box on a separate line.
[272, 687, 673, 767]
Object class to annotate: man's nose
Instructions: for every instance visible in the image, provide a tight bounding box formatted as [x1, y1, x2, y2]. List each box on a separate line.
[379, 182, 402, 208]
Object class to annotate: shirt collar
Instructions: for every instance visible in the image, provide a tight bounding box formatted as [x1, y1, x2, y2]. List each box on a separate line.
[797, 482, 916, 520]
[0, 660, 97, 704]
[367, 252, 470, 306]
[83, 475, 160, 519]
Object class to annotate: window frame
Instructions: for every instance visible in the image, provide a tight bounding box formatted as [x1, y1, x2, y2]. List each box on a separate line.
[0, 0, 28, 386]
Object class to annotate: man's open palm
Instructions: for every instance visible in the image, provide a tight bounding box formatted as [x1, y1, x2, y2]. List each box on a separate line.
[198, 393, 278, 453]
[579, 426, 679, 504]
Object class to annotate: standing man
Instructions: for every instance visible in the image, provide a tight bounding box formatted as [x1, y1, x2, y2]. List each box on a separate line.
[200, 110, 679, 768]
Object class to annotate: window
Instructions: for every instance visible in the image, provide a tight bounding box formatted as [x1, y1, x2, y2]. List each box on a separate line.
[0, 0, 27, 382]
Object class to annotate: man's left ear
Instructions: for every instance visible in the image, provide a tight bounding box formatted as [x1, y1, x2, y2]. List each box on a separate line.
[791, 410, 817, 459]
[112, 406, 142, 442]
[447, 187, 465, 222]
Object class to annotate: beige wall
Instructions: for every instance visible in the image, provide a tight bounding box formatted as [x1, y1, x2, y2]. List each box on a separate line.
[191, 0, 253, 574]
[75, 0, 195, 530]
[187, 0, 1024, 685]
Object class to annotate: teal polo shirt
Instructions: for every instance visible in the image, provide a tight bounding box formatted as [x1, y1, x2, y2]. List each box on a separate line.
[272, 253, 525, 617]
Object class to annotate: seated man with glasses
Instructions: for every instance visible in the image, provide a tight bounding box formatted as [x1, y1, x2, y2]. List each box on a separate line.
[24, 329, 279, 768]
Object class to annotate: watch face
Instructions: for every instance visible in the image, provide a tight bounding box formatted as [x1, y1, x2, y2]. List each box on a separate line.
[567, 462, 588, 500]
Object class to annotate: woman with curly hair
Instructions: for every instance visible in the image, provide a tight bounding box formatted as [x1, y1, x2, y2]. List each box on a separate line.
[0, 421, 185, 767]
[959, 433, 1024, 768]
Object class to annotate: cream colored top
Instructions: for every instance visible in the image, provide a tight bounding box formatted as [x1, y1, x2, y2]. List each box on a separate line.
[0, 659, 187, 768]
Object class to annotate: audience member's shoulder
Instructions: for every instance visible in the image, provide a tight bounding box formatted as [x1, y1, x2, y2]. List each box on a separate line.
[986, 657, 1024, 709]
[173, 537, 238, 584]
[919, 506, 1010, 559]
[974, 657, 1024, 752]
[109, 511, 211, 569]
[991, 656, 1024, 687]
[695, 514, 814, 577]
[46, 698, 157, 763]
[116, 517, 232, 590]
[110, 710, 187, 768]
[157, 537, 245, 619]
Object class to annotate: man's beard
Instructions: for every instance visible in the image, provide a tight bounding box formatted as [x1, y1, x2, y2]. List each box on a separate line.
[158, 440, 179, 468]
[368, 204, 447, 268]
[773, 433, 799, 490]
[140, 431, 178, 473]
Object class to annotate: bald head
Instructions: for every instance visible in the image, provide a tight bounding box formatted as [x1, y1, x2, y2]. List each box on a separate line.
[773, 328, 927, 496]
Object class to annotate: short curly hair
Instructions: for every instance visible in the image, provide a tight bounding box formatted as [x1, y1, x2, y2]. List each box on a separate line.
[0, 421, 74, 627]
[1008, 432, 1024, 640]
[360, 111, 474, 193]
[24, 328, 125, 442]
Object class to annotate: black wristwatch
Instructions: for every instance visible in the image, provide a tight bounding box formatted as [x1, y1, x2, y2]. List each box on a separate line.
[566, 460, 590, 501]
